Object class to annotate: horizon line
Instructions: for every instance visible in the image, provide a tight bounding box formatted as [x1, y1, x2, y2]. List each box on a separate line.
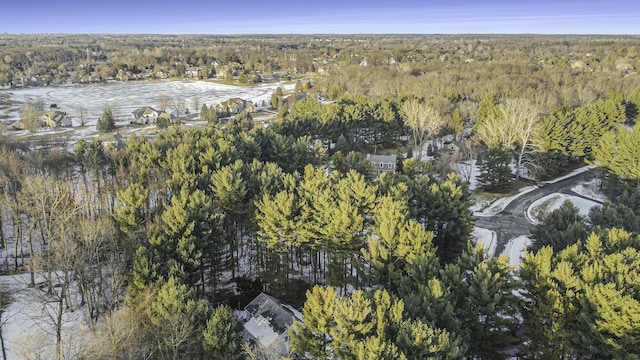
[2, 32, 639, 36]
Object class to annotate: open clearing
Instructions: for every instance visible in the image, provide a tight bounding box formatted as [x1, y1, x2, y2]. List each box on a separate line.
[2, 80, 292, 128]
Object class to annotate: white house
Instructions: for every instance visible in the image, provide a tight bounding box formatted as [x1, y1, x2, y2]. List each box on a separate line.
[131, 106, 160, 124]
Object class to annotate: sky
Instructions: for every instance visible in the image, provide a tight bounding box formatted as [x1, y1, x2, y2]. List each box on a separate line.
[1, 0, 639, 35]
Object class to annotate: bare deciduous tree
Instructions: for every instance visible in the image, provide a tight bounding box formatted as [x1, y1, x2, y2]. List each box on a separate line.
[171, 98, 186, 123]
[157, 94, 170, 112]
[19, 103, 40, 132]
[474, 98, 541, 180]
[504, 98, 541, 180]
[401, 99, 445, 160]
[191, 96, 200, 116]
[74, 104, 87, 126]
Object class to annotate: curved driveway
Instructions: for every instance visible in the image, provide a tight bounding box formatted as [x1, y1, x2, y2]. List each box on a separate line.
[474, 169, 599, 255]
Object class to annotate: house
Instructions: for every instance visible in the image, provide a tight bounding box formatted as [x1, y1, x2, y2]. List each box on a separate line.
[132, 106, 169, 124]
[216, 98, 258, 116]
[40, 111, 71, 127]
[367, 154, 397, 176]
[243, 292, 303, 356]
[442, 142, 460, 158]
[185, 66, 204, 78]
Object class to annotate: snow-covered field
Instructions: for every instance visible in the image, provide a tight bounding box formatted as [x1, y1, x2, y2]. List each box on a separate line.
[502, 235, 532, 269]
[4, 80, 293, 127]
[471, 227, 497, 258]
[527, 193, 601, 224]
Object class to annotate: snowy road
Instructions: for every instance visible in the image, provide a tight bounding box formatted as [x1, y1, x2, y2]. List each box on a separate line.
[474, 167, 597, 264]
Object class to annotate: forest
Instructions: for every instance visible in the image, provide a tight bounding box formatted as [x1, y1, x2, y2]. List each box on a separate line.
[0, 34, 639, 359]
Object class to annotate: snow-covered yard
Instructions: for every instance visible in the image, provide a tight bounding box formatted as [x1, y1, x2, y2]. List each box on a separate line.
[527, 193, 601, 225]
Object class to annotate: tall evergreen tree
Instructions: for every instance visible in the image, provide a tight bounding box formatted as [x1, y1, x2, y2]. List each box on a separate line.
[289, 286, 460, 360]
[97, 108, 116, 132]
[202, 305, 243, 359]
[529, 200, 587, 252]
[521, 228, 640, 358]
[140, 276, 212, 359]
[401, 172, 473, 263]
[362, 196, 436, 290]
[592, 123, 640, 181]
[477, 147, 513, 192]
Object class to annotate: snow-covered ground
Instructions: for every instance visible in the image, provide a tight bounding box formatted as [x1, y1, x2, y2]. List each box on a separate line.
[0, 273, 90, 360]
[526, 193, 601, 225]
[471, 227, 497, 258]
[472, 186, 538, 217]
[541, 165, 595, 184]
[502, 235, 532, 269]
[452, 159, 479, 190]
[571, 177, 608, 202]
[4, 80, 294, 127]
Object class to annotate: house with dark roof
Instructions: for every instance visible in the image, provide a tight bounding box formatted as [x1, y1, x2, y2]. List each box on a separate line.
[243, 292, 303, 356]
[367, 154, 397, 176]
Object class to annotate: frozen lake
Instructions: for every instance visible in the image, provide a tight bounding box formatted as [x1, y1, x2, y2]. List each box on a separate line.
[4, 80, 292, 127]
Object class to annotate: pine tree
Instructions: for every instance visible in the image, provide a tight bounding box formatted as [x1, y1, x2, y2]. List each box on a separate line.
[335, 134, 350, 153]
[592, 124, 640, 181]
[271, 87, 284, 109]
[331, 151, 376, 181]
[475, 92, 502, 127]
[289, 286, 338, 358]
[530, 200, 587, 252]
[97, 108, 116, 132]
[157, 186, 221, 293]
[290, 286, 459, 359]
[477, 147, 513, 192]
[589, 201, 640, 234]
[363, 196, 435, 290]
[142, 276, 212, 359]
[396, 320, 463, 359]
[115, 182, 149, 239]
[455, 249, 521, 359]
[202, 305, 243, 359]
[211, 160, 250, 279]
[402, 172, 473, 264]
[521, 229, 640, 358]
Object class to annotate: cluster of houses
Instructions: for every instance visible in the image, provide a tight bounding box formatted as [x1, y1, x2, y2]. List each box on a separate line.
[11, 95, 261, 131]
[130, 98, 258, 125]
